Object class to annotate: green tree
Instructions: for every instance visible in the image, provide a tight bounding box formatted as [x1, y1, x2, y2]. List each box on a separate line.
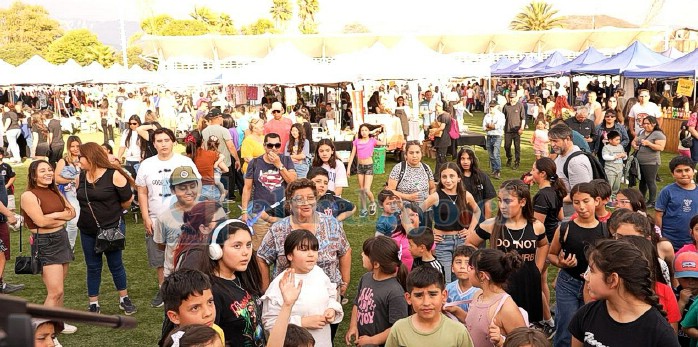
[189, 6, 236, 34]
[0, 42, 39, 66]
[160, 19, 209, 36]
[140, 14, 174, 35]
[0, 2, 62, 54]
[122, 46, 152, 70]
[297, 0, 319, 34]
[241, 19, 279, 35]
[270, 0, 292, 29]
[45, 29, 108, 66]
[214, 13, 237, 34]
[510, 1, 564, 31]
[85, 45, 115, 67]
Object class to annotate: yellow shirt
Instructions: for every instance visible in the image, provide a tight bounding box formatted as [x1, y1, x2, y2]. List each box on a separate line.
[212, 324, 225, 345]
[241, 137, 265, 174]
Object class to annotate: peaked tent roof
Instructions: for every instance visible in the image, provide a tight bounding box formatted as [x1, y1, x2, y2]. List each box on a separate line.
[13, 55, 60, 84]
[490, 57, 516, 71]
[536, 46, 606, 76]
[662, 47, 687, 59]
[572, 41, 672, 75]
[515, 51, 569, 77]
[625, 48, 698, 78]
[491, 55, 541, 76]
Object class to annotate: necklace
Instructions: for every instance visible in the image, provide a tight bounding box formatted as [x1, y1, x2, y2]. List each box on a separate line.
[504, 224, 525, 246]
[445, 192, 458, 205]
[218, 274, 245, 292]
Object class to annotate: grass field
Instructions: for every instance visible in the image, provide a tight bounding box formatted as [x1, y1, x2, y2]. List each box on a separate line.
[1, 112, 679, 346]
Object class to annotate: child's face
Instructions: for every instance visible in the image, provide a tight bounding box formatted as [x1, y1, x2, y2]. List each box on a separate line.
[608, 136, 621, 146]
[672, 164, 695, 187]
[310, 175, 329, 196]
[536, 121, 546, 130]
[572, 192, 598, 220]
[167, 289, 216, 327]
[407, 239, 424, 257]
[286, 245, 318, 274]
[692, 224, 698, 245]
[452, 256, 470, 281]
[382, 196, 399, 214]
[34, 323, 56, 347]
[405, 284, 447, 321]
[361, 251, 372, 271]
[678, 277, 698, 293]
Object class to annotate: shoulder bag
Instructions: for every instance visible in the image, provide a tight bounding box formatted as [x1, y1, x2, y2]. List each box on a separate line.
[84, 172, 125, 254]
[14, 209, 41, 275]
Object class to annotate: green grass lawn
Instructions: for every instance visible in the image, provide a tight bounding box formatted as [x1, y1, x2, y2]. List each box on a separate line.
[2, 113, 679, 346]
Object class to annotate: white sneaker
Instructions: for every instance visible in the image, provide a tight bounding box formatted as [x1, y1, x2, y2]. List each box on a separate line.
[61, 323, 77, 334]
[53, 337, 64, 347]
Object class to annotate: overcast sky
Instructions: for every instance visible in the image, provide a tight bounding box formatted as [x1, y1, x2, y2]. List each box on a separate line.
[0, 0, 692, 33]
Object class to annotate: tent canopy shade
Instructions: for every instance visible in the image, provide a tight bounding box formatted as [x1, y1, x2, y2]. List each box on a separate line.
[572, 40, 672, 75]
[625, 48, 698, 78]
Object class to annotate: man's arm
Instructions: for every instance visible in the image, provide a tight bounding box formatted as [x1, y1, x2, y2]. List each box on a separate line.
[224, 139, 240, 169]
[137, 185, 153, 235]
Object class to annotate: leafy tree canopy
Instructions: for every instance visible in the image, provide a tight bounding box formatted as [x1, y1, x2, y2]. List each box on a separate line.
[343, 22, 370, 34]
[45, 29, 108, 66]
[0, 1, 62, 54]
[160, 19, 210, 36]
[241, 19, 279, 35]
[0, 42, 39, 66]
[140, 14, 174, 35]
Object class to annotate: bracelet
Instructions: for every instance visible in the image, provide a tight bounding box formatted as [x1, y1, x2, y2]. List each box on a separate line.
[240, 210, 248, 215]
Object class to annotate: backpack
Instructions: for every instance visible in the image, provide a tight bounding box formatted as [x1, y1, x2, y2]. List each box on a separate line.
[558, 221, 609, 248]
[448, 116, 460, 140]
[390, 161, 431, 188]
[563, 151, 606, 181]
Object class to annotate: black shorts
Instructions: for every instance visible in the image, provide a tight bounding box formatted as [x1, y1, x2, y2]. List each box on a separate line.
[357, 163, 374, 175]
[35, 228, 74, 266]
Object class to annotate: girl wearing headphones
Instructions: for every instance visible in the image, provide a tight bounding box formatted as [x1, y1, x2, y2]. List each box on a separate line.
[207, 219, 265, 347]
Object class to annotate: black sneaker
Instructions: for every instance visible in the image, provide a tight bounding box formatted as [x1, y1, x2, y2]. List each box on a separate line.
[151, 291, 164, 308]
[88, 303, 101, 314]
[119, 297, 137, 315]
[506, 159, 512, 168]
[1, 282, 25, 294]
[513, 162, 520, 170]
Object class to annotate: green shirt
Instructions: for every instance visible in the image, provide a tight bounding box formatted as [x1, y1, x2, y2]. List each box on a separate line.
[386, 314, 473, 347]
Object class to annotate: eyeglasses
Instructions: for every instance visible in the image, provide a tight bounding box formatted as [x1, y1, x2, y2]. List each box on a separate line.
[291, 196, 317, 205]
[265, 143, 282, 149]
[272, 110, 281, 114]
[616, 198, 631, 204]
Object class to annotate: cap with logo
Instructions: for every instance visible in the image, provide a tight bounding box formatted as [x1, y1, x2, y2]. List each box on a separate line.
[170, 166, 199, 186]
[204, 108, 222, 119]
[675, 251, 698, 278]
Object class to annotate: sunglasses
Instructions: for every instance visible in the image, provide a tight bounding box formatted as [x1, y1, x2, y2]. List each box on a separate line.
[129, 122, 138, 125]
[605, 115, 616, 118]
[265, 143, 282, 149]
[272, 110, 281, 114]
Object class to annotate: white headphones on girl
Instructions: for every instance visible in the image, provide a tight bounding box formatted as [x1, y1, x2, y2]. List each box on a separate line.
[208, 219, 253, 260]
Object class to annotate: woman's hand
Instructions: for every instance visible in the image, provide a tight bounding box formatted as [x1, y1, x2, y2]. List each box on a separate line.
[301, 315, 327, 329]
[459, 228, 472, 239]
[324, 308, 336, 323]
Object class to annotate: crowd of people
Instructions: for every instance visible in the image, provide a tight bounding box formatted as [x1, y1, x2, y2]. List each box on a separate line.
[2, 81, 698, 347]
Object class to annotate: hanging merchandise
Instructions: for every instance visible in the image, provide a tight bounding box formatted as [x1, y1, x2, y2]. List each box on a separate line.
[285, 87, 298, 106]
[246, 86, 258, 101]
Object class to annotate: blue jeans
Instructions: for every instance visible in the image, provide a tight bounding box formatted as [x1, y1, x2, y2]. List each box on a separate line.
[80, 222, 128, 297]
[200, 184, 221, 202]
[486, 135, 502, 171]
[434, 234, 464, 283]
[65, 189, 80, 250]
[554, 270, 585, 347]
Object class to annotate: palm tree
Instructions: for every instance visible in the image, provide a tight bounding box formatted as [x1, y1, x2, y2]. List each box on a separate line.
[85, 45, 115, 67]
[297, 0, 319, 34]
[189, 6, 217, 26]
[270, 0, 292, 29]
[510, 1, 564, 31]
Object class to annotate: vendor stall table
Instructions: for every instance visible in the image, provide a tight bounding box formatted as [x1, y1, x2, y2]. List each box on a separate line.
[448, 131, 488, 157]
[658, 117, 683, 154]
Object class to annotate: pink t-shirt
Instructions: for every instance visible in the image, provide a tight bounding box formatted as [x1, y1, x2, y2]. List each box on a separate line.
[676, 244, 697, 256]
[353, 137, 377, 160]
[688, 112, 698, 128]
[264, 118, 293, 150]
[391, 232, 414, 271]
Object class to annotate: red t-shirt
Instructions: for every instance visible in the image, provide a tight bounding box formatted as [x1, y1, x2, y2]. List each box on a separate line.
[194, 149, 218, 185]
[655, 282, 681, 324]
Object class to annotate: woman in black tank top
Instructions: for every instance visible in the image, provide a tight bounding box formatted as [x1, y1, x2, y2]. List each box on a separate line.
[420, 162, 480, 283]
[547, 182, 607, 346]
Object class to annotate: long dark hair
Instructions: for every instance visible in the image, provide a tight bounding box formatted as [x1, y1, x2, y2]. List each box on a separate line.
[363, 236, 408, 291]
[312, 138, 338, 168]
[27, 160, 65, 209]
[287, 123, 306, 155]
[437, 162, 471, 225]
[63, 135, 82, 163]
[469, 248, 523, 286]
[173, 201, 220, 271]
[619, 235, 667, 285]
[457, 146, 483, 198]
[124, 115, 141, 147]
[534, 157, 566, 203]
[209, 220, 263, 297]
[490, 180, 535, 249]
[586, 239, 666, 317]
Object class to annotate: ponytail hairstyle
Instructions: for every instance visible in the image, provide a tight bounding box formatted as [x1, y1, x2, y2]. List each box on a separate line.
[619, 235, 667, 285]
[534, 157, 566, 203]
[586, 239, 666, 317]
[205, 135, 220, 154]
[491, 180, 535, 249]
[469, 248, 523, 286]
[502, 327, 550, 347]
[365, 236, 408, 291]
[569, 182, 598, 201]
[184, 130, 203, 159]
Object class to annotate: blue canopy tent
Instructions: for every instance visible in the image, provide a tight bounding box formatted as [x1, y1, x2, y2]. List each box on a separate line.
[572, 41, 671, 75]
[536, 47, 606, 76]
[515, 51, 569, 77]
[625, 48, 698, 78]
[490, 57, 516, 71]
[491, 55, 541, 77]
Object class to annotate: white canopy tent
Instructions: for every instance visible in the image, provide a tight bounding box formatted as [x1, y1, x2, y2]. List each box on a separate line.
[13, 55, 60, 85]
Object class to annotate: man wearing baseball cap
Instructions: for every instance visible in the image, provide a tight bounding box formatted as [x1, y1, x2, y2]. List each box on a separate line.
[264, 102, 293, 150]
[154, 166, 201, 279]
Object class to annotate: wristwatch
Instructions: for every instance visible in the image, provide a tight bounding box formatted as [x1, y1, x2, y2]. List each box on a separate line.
[278, 164, 286, 171]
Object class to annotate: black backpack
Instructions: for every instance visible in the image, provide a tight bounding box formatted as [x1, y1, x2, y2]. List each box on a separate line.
[386, 161, 431, 188]
[563, 151, 607, 181]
